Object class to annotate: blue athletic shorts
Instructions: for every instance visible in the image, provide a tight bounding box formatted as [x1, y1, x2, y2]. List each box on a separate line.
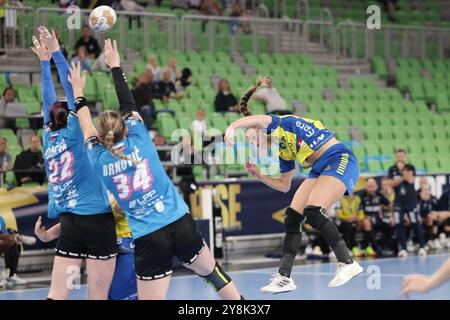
[108, 237, 138, 300]
[307, 143, 359, 195]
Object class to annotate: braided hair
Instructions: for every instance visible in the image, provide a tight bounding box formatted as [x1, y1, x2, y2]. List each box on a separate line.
[239, 76, 271, 117]
[97, 110, 138, 164]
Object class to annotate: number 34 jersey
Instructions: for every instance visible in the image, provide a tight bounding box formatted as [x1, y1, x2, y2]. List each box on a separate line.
[86, 116, 188, 240]
[43, 111, 111, 219]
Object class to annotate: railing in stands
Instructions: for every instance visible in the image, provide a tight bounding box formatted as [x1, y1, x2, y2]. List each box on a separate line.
[180, 14, 308, 53]
[0, 5, 33, 53]
[335, 20, 450, 60]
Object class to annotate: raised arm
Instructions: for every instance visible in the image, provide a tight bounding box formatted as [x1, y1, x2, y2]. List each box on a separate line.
[104, 39, 137, 118]
[68, 62, 98, 141]
[38, 27, 76, 111]
[224, 115, 272, 148]
[31, 35, 55, 124]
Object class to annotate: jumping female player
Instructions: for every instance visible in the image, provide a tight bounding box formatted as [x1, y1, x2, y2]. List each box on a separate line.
[225, 77, 363, 293]
[31, 27, 116, 299]
[67, 39, 242, 300]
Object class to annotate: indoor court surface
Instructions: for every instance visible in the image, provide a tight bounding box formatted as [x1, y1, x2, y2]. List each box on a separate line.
[1, 253, 449, 300]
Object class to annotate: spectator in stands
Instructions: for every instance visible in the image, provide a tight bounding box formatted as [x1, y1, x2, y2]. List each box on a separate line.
[214, 79, 238, 113]
[0, 137, 12, 183]
[201, 0, 222, 16]
[386, 149, 426, 257]
[146, 55, 161, 81]
[418, 187, 441, 250]
[417, 176, 431, 193]
[72, 46, 92, 72]
[167, 57, 182, 83]
[358, 178, 391, 257]
[252, 77, 290, 115]
[0, 87, 17, 129]
[437, 189, 450, 248]
[191, 107, 207, 138]
[178, 67, 193, 91]
[229, 2, 250, 35]
[13, 135, 45, 186]
[158, 68, 177, 101]
[335, 194, 364, 257]
[74, 25, 101, 59]
[132, 72, 159, 130]
[0, 214, 36, 286]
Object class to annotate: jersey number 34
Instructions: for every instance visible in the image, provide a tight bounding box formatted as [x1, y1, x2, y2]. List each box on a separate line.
[112, 159, 153, 200]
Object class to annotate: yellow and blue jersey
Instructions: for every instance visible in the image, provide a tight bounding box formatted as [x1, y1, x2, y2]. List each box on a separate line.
[266, 114, 336, 172]
[110, 196, 132, 239]
[336, 196, 365, 221]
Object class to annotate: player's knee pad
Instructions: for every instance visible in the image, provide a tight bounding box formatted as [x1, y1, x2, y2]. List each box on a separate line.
[285, 207, 306, 234]
[200, 262, 232, 292]
[304, 205, 341, 248]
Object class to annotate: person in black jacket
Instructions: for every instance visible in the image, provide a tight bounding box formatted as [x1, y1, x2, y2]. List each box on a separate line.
[74, 26, 101, 59]
[13, 135, 45, 186]
[214, 79, 238, 113]
[157, 68, 177, 101]
[131, 72, 160, 129]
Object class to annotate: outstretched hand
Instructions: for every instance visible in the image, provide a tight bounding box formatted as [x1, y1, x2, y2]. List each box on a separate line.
[104, 39, 120, 69]
[37, 26, 60, 53]
[30, 35, 51, 61]
[67, 61, 87, 98]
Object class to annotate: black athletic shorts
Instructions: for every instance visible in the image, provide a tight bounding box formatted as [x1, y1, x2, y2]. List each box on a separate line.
[55, 212, 117, 260]
[134, 213, 205, 280]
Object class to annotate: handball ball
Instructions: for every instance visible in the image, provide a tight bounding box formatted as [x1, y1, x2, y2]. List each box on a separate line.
[88, 5, 117, 33]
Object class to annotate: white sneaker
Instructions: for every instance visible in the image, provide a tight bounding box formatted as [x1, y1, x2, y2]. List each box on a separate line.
[433, 239, 442, 250]
[7, 274, 27, 285]
[260, 273, 297, 294]
[19, 235, 36, 246]
[427, 240, 436, 250]
[439, 233, 447, 246]
[398, 250, 408, 258]
[305, 245, 313, 255]
[313, 246, 323, 256]
[328, 261, 363, 288]
[406, 240, 415, 252]
[418, 248, 427, 257]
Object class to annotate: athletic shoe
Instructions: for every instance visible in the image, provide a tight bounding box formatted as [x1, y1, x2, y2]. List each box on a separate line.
[433, 239, 442, 250]
[418, 248, 427, 257]
[260, 273, 297, 294]
[439, 233, 447, 246]
[398, 249, 408, 258]
[19, 235, 36, 246]
[313, 246, 323, 256]
[406, 240, 415, 253]
[305, 245, 313, 255]
[328, 260, 363, 288]
[364, 246, 376, 257]
[7, 274, 27, 285]
[427, 240, 436, 250]
[352, 247, 363, 257]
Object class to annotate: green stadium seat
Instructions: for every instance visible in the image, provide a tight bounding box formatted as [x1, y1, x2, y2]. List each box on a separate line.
[159, 116, 178, 140]
[425, 158, 441, 173]
[420, 129, 435, 140]
[436, 93, 450, 112]
[365, 144, 380, 156]
[367, 160, 383, 173]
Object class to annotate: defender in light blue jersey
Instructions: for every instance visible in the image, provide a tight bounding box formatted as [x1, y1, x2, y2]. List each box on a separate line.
[68, 39, 242, 300]
[31, 27, 116, 300]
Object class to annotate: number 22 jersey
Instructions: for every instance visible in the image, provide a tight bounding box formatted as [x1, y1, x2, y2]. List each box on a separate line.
[86, 116, 188, 240]
[43, 111, 111, 218]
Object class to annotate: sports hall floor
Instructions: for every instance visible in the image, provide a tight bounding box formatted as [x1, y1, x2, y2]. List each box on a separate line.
[0, 253, 449, 300]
